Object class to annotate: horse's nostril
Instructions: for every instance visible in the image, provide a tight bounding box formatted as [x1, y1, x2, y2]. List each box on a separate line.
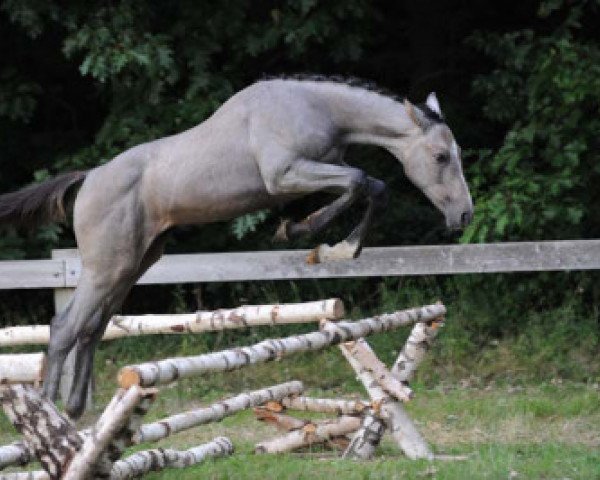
[461, 210, 473, 226]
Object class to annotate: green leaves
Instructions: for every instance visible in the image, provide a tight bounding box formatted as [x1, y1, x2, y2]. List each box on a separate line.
[463, 0, 600, 243]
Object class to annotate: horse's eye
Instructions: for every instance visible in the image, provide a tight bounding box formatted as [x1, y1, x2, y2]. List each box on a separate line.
[436, 153, 450, 164]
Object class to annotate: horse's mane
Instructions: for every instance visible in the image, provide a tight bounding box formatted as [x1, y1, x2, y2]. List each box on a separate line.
[262, 73, 445, 124]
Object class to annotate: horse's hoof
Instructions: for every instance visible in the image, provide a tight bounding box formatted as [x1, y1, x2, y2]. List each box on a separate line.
[273, 219, 291, 242]
[306, 241, 360, 264]
[306, 246, 322, 264]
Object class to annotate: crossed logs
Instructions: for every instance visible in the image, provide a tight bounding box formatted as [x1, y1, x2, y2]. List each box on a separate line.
[0, 300, 445, 479]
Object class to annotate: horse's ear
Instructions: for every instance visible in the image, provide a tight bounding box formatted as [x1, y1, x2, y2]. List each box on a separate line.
[425, 92, 442, 116]
[404, 99, 428, 130]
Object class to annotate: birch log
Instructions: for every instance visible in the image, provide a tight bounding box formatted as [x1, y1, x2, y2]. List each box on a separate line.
[63, 386, 149, 480]
[253, 408, 308, 431]
[279, 396, 370, 415]
[0, 299, 344, 347]
[342, 412, 385, 460]
[0, 392, 156, 472]
[339, 341, 433, 460]
[0, 383, 300, 470]
[325, 336, 412, 401]
[0, 441, 34, 470]
[391, 320, 442, 383]
[109, 437, 234, 479]
[0, 384, 82, 480]
[0, 353, 45, 384]
[255, 416, 362, 454]
[135, 380, 303, 443]
[3, 438, 234, 480]
[119, 304, 446, 388]
[0, 471, 49, 480]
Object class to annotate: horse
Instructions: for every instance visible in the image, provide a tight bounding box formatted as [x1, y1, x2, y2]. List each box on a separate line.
[0, 77, 473, 419]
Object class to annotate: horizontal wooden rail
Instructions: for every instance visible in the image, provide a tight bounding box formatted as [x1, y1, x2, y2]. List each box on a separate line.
[0, 240, 598, 290]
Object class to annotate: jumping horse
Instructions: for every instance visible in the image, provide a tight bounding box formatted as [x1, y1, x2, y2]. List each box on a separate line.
[0, 77, 473, 418]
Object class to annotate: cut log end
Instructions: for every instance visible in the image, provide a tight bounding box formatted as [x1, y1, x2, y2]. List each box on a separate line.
[331, 298, 345, 319]
[117, 368, 141, 389]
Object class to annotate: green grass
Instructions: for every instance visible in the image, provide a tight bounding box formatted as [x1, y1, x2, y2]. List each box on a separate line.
[1, 315, 599, 479]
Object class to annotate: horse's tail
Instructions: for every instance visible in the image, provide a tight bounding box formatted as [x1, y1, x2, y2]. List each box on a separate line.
[0, 170, 88, 228]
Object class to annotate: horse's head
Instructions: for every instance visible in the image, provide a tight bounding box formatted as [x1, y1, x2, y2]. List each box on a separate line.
[392, 93, 473, 231]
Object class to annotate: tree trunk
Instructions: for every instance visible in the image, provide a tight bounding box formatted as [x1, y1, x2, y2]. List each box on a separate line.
[0, 299, 344, 346]
[342, 412, 385, 460]
[331, 338, 412, 401]
[391, 319, 442, 384]
[135, 381, 303, 443]
[3, 438, 234, 480]
[255, 416, 362, 454]
[0, 384, 82, 480]
[119, 304, 446, 388]
[109, 437, 233, 479]
[63, 386, 151, 480]
[279, 396, 369, 415]
[0, 353, 45, 384]
[338, 341, 433, 460]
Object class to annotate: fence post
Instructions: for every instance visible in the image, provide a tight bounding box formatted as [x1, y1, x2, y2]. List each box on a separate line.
[52, 249, 93, 412]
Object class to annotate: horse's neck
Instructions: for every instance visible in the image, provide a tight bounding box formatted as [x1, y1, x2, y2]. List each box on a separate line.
[308, 83, 415, 147]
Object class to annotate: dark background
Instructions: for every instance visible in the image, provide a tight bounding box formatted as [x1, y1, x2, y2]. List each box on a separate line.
[0, 0, 598, 380]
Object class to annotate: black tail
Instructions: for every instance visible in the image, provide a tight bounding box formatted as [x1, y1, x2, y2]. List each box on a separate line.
[0, 171, 88, 228]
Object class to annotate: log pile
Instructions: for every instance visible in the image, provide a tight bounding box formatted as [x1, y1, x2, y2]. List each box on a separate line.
[0, 300, 447, 478]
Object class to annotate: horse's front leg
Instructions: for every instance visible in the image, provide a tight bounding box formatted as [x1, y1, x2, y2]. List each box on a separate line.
[274, 174, 387, 263]
[306, 176, 387, 263]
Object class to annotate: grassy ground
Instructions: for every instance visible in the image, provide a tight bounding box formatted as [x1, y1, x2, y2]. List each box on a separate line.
[1, 341, 599, 479]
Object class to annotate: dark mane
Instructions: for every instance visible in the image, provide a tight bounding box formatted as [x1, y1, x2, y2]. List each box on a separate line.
[262, 73, 445, 124]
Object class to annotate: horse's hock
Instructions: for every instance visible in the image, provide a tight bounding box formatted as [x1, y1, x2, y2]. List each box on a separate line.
[0, 300, 447, 479]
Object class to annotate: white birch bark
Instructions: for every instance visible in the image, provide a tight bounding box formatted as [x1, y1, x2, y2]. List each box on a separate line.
[328, 337, 412, 401]
[0, 471, 49, 479]
[280, 396, 369, 415]
[0, 384, 82, 479]
[109, 437, 233, 479]
[119, 304, 446, 388]
[339, 341, 433, 460]
[0, 353, 45, 384]
[2, 438, 234, 480]
[0, 299, 344, 346]
[255, 416, 362, 454]
[135, 381, 303, 443]
[342, 411, 385, 460]
[62, 386, 149, 480]
[0, 391, 156, 472]
[0, 441, 34, 470]
[391, 320, 442, 383]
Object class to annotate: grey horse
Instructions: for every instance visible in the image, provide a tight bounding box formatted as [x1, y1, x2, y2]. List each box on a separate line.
[0, 78, 473, 418]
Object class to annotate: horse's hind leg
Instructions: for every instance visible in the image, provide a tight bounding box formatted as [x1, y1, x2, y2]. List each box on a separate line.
[64, 233, 167, 418]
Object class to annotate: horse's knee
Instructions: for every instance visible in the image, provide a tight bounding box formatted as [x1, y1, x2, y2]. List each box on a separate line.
[368, 178, 388, 208]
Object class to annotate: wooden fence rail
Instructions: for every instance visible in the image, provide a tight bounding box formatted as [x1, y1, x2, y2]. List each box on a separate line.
[0, 240, 599, 290]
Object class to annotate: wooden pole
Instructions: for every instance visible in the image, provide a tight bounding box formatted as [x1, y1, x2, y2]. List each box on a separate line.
[118, 304, 446, 388]
[62, 386, 151, 480]
[342, 411, 385, 460]
[392, 319, 442, 383]
[3, 438, 234, 480]
[255, 416, 362, 454]
[0, 353, 45, 384]
[0, 384, 82, 480]
[279, 396, 369, 415]
[338, 340, 433, 460]
[325, 336, 412, 401]
[110, 437, 234, 479]
[0, 299, 344, 347]
[135, 381, 304, 443]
